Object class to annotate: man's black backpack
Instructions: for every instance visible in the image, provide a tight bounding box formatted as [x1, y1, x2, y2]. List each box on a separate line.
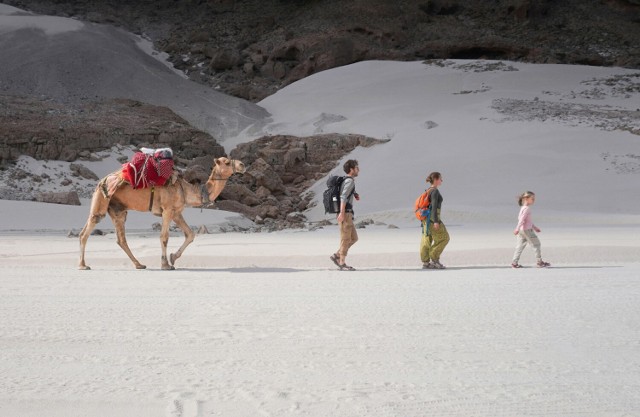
[323, 175, 345, 214]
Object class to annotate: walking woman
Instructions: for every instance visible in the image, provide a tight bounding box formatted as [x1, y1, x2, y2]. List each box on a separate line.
[420, 172, 450, 269]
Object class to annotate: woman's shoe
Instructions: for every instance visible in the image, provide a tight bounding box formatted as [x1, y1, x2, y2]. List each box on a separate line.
[431, 261, 446, 269]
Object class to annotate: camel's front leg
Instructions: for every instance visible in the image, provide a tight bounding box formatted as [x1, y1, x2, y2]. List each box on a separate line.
[160, 211, 174, 270]
[169, 213, 195, 267]
[79, 190, 110, 270]
[78, 213, 104, 270]
[109, 208, 146, 269]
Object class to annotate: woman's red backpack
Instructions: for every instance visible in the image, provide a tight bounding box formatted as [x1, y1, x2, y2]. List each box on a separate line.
[414, 187, 434, 221]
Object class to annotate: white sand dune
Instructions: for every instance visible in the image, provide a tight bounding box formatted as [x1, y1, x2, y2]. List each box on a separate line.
[1, 4, 640, 417]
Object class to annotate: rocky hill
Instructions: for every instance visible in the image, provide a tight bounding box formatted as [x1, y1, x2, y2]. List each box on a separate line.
[0, 94, 389, 229]
[5, 0, 640, 102]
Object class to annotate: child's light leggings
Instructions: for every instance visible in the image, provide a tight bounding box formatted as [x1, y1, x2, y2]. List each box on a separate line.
[512, 229, 542, 263]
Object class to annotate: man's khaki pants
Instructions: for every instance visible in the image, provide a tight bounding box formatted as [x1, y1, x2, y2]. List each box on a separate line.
[338, 213, 358, 262]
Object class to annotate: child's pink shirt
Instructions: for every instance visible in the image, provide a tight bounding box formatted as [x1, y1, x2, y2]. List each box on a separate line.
[516, 205, 535, 231]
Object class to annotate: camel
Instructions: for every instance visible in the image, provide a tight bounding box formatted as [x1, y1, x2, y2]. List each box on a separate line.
[78, 157, 246, 270]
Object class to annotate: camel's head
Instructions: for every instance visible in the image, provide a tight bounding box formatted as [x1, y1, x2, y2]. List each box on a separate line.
[213, 157, 246, 178]
[200, 157, 246, 207]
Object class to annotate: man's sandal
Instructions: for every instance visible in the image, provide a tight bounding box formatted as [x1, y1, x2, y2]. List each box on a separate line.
[338, 264, 356, 271]
[330, 253, 340, 267]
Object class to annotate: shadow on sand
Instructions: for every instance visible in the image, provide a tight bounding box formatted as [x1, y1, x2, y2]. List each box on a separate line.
[147, 265, 618, 273]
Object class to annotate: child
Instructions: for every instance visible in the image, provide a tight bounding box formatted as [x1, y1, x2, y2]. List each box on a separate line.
[511, 191, 550, 268]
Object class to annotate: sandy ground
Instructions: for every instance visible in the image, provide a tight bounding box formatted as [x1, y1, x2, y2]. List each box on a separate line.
[2, 225, 639, 417]
[2, 5, 640, 416]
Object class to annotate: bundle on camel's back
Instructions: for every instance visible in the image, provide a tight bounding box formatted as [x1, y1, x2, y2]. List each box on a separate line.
[78, 155, 246, 270]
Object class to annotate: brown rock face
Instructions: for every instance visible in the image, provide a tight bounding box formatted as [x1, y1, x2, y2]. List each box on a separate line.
[216, 134, 388, 228]
[0, 95, 225, 167]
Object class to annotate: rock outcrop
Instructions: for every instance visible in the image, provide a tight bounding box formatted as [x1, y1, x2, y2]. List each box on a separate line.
[0, 93, 389, 223]
[204, 134, 390, 230]
[0, 95, 225, 166]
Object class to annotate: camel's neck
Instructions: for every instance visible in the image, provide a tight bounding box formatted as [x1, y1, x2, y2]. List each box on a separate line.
[205, 165, 232, 202]
[203, 176, 228, 204]
[179, 180, 208, 207]
[179, 174, 229, 208]
[177, 163, 239, 208]
[189, 185, 223, 207]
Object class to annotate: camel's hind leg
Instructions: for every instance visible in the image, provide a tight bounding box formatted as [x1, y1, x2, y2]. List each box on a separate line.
[109, 208, 146, 270]
[169, 212, 196, 267]
[159, 211, 175, 270]
[78, 190, 109, 270]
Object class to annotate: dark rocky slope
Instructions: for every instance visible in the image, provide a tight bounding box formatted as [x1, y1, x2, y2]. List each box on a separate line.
[5, 0, 639, 101]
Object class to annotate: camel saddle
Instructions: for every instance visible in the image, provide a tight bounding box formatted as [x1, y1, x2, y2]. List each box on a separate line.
[98, 148, 178, 198]
[121, 148, 175, 189]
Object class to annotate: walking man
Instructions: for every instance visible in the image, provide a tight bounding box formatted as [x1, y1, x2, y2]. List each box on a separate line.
[330, 159, 360, 271]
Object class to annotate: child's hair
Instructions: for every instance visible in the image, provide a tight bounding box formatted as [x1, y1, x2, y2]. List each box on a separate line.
[517, 191, 535, 206]
[343, 159, 358, 174]
[426, 172, 441, 184]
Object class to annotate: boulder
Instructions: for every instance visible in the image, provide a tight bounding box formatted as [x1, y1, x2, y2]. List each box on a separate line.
[69, 163, 99, 180]
[219, 183, 261, 206]
[207, 48, 242, 71]
[35, 191, 81, 206]
[245, 158, 286, 193]
[215, 200, 260, 219]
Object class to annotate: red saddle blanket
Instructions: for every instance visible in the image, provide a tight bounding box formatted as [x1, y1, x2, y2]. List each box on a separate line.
[121, 150, 174, 189]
